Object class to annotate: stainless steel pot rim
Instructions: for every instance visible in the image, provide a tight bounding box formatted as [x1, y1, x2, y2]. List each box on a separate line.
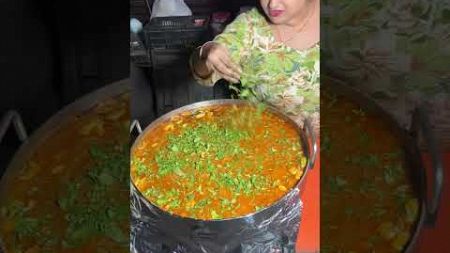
[131, 99, 316, 222]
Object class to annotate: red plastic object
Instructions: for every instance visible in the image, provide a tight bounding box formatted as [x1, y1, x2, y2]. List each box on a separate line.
[296, 140, 320, 253]
[413, 152, 450, 253]
[295, 143, 450, 253]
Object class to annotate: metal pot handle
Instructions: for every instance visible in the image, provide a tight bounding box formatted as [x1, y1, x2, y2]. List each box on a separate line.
[411, 106, 444, 226]
[130, 119, 143, 134]
[303, 117, 317, 170]
[0, 110, 28, 144]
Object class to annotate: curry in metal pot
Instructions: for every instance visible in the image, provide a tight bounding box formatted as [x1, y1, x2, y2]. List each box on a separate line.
[321, 89, 419, 252]
[131, 103, 306, 220]
[0, 93, 129, 253]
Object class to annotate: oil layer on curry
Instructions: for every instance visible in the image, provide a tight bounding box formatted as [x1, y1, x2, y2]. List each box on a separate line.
[131, 104, 306, 220]
[321, 88, 419, 253]
[0, 93, 129, 253]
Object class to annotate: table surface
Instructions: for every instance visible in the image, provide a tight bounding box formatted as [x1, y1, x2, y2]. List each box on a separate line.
[295, 142, 450, 253]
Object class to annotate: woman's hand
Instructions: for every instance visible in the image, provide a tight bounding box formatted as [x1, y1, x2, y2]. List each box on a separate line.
[200, 42, 242, 83]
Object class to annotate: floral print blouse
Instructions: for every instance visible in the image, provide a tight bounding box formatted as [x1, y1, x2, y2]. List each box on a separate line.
[322, 0, 450, 147]
[191, 8, 320, 129]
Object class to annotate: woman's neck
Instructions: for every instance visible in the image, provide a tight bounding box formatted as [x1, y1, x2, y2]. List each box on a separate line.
[285, 0, 318, 29]
[272, 1, 320, 51]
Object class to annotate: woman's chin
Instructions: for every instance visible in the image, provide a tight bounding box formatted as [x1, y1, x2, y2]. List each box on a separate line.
[268, 16, 289, 25]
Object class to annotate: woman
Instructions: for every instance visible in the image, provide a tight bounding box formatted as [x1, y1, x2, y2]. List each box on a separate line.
[190, 0, 320, 130]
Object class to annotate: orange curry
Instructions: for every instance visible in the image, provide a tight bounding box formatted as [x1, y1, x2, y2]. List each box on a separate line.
[0, 93, 129, 253]
[321, 89, 419, 252]
[131, 103, 306, 220]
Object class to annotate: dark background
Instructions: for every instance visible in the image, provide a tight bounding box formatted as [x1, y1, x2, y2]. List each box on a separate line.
[0, 0, 129, 170]
[0, 0, 259, 171]
[130, 0, 259, 130]
[131, 0, 259, 24]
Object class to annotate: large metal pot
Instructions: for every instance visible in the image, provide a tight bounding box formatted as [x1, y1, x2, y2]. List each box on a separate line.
[0, 79, 130, 252]
[323, 75, 443, 252]
[130, 99, 317, 253]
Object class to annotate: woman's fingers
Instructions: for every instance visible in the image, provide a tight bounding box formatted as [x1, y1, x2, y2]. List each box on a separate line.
[208, 55, 240, 83]
[212, 65, 239, 83]
[206, 43, 241, 83]
[211, 61, 239, 83]
[220, 55, 242, 79]
[218, 59, 241, 81]
[220, 51, 242, 76]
